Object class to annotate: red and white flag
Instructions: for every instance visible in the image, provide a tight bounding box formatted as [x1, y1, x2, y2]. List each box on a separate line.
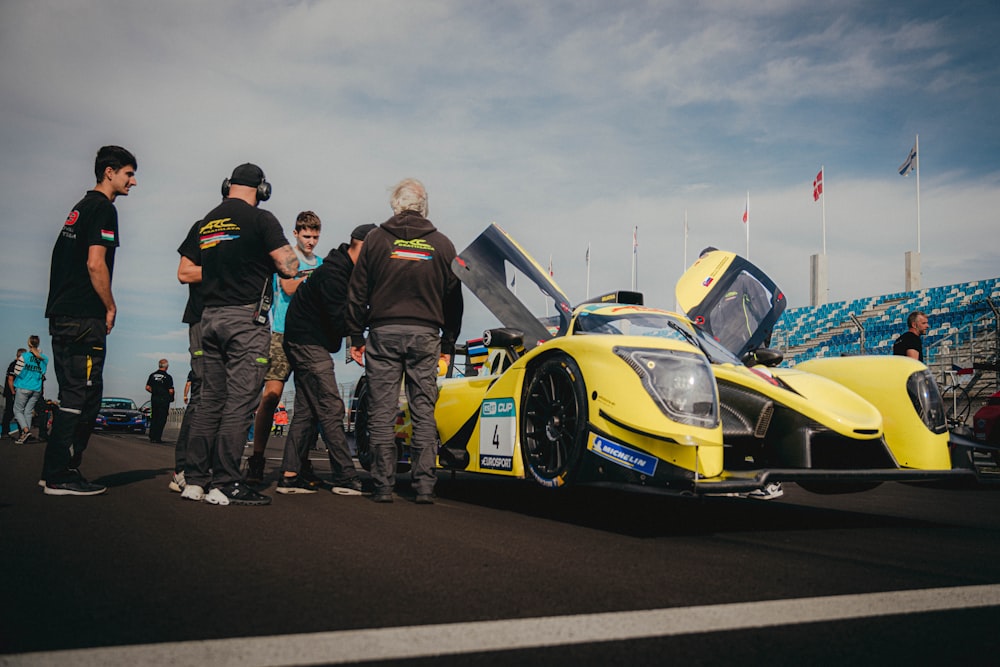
[742, 196, 749, 224]
[813, 168, 824, 201]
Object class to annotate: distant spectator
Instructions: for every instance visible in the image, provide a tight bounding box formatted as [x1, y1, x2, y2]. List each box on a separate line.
[145, 359, 174, 444]
[13, 337, 48, 444]
[3, 348, 26, 438]
[893, 311, 928, 362]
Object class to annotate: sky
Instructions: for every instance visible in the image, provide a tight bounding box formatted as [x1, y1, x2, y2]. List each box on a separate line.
[1, 0, 999, 403]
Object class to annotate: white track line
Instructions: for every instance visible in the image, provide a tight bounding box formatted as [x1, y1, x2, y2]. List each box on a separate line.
[4, 584, 1000, 667]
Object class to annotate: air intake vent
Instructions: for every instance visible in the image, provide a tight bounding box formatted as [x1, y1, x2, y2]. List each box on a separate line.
[754, 402, 774, 438]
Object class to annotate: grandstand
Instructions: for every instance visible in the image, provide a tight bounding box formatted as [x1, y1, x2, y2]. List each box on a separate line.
[770, 277, 1000, 421]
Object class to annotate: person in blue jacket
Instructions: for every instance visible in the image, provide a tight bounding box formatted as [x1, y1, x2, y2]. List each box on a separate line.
[13, 335, 48, 444]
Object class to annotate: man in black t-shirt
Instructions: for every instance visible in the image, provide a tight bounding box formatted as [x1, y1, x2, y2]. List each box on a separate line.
[178, 163, 298, 507]
[893, 310, 929, 362]
[42, 145, 137, 497]
[3, 348, 26, 439]
[145, 359, 174, 444]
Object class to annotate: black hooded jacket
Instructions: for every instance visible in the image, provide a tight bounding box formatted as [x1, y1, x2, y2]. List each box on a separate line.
[284, 243, 354, 352]
[346, 210, 463, 353]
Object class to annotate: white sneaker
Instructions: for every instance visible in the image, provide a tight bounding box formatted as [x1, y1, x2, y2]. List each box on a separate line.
[747, 482, 784, 500]
[169, 471, 187, 493]
[180, 484, 205, 501]
[205, 488, 230, 506]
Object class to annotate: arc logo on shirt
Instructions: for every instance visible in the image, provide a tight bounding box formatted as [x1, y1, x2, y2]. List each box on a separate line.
[390, 238, 435, 262]
[199, 217, 241, 250]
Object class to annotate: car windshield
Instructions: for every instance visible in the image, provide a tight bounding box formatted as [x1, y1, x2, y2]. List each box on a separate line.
[102, 399, 136, 410]
[574, 310, 744, 365]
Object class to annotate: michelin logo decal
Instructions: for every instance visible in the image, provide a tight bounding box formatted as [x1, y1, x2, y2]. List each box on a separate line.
[591, 436, 658, 476]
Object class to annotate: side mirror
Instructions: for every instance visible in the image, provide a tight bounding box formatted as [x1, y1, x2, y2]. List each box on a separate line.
[742, 347, 783, 368]
[483, 328, 524, 350]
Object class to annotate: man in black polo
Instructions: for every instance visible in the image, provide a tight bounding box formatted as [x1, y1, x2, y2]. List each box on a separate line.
[179, 163, 298, 506]
[145, 359, 174, 443]
[43, 145, 137, 496]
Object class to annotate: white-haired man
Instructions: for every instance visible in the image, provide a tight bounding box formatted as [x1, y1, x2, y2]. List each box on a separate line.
[346, 179, 463, 504]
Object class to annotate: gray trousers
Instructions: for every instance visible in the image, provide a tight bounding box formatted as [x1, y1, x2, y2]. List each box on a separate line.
[280, 341, 357, 484]
[365, 324, 440, 495]
[185, 305, 269, 489]
[174, 320, 204, 472]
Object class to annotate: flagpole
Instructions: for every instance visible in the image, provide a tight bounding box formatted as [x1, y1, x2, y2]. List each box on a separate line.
[586, 242, 591, 299]
[546, 254, 552, 317]
[745, 191, 750, 259]
[679, 210, 688, 312]
[915, 134, 921, 254]
[683, 210, 689, 269]
[821, 166, 827, 256]
[631, 226, 638, 291]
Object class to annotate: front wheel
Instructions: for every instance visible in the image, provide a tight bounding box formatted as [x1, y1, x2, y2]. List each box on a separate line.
[351, 376, 373, 471]
[520, 354, 589, 488]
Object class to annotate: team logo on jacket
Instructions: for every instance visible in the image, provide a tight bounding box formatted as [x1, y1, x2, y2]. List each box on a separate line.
[391, 238, 434, 261]
[199, 217, 241, 249]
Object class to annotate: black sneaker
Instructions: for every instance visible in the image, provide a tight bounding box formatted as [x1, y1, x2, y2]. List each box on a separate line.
[372, 493, 394, 503]
[414, 493, 435, 505]
[299, 459, 324, 488]
[276, 475, 318, 495]
[44, 476, 107, 497]
[244, 454, 266, 484]
[332, 477, 363, 496]
[207, 482, 271, 506]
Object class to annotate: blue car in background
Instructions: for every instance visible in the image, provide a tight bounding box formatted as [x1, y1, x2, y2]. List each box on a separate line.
[95, 397, 148, 435]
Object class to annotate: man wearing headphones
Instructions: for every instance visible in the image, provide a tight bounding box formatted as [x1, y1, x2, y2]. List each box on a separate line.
[178, 163, 298, 506]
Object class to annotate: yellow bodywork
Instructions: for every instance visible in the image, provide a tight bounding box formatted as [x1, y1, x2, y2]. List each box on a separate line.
[435, 332, 726, 483]
[714, 363, 883, 439]
[797, 356, 952, 469]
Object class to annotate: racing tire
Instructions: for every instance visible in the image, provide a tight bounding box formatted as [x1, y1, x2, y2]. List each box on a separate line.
[352, 376, 374, 471]
[351, 375, 409, 473]
[520, 354, 589, 488]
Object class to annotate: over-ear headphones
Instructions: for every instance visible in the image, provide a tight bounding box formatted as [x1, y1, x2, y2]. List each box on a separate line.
[221, 174, 272, 202]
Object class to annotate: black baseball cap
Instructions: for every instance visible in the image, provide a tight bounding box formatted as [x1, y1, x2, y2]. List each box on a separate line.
[230, 163, 265, 187]
[351, 223, 377, 240]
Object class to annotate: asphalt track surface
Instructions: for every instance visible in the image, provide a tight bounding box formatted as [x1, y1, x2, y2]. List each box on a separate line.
[2, 427, 1000, 666]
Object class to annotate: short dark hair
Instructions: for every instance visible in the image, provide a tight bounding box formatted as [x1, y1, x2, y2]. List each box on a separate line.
[907, 311, 927, 328]
[94, 145, 137, 183]
[295, 211, 321, 231]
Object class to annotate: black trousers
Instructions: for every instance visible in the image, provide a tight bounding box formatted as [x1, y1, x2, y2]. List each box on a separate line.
[43, 316, 107, 483]
[149, 399, 170, 442]
[2, 393, 14, 436]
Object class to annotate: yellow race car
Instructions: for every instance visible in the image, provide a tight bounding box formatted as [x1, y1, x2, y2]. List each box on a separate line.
[350, 224, 976, 496]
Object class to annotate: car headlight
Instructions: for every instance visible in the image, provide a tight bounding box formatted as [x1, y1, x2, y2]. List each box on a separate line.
[614, 346, 719, 428]
[906, 369, 947, 435]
